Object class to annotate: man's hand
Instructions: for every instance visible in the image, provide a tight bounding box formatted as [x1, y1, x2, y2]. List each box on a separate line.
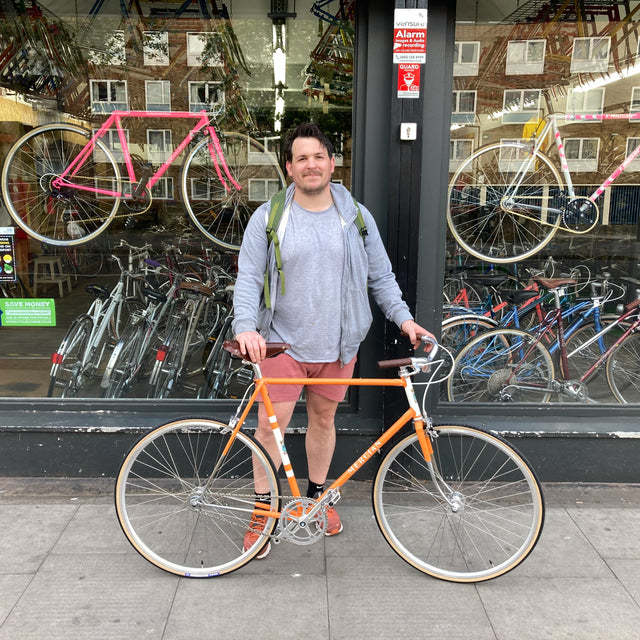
[400, 319, 436, 352]
[235, 330, 267, 363]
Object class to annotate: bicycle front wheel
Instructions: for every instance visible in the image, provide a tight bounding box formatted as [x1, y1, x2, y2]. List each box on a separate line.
[373, 425, 544, 582]
[447, 143, 563, 263]
[606, 331, 640, 403]
[2, 124, 121, 246]
[115, 417, 281, 577]
[448, 328, 554, 403]
[181, 132, 286, 251]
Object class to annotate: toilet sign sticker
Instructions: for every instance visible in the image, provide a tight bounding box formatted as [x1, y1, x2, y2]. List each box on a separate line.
[398, 64, 420, 98]
[393, 8, 427, 64]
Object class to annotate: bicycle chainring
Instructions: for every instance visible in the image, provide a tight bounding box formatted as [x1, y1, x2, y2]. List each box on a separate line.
[277, 498, 327, 545]
[562, 196, 599, 234]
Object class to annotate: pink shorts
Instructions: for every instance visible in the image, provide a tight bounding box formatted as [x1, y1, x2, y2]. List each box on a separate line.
[258, 353, 357, 403]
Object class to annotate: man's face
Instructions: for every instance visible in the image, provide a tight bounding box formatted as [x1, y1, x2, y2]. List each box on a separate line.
[286, 136, 335, 197]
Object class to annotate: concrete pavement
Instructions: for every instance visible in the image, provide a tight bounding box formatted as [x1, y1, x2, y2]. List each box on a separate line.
[1, 479, 639, 640]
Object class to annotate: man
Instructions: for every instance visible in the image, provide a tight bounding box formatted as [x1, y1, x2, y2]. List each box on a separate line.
[233, 122, 433, 558]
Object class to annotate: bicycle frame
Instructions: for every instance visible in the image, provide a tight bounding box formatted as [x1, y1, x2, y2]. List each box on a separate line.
[216, 350, 439, 524]
[516, 112, 640, 211]
[51, 110, 241, 199]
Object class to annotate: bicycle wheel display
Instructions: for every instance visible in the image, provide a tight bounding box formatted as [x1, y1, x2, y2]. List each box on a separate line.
[448, 329, 554, 402]
[47, 315, 93, 397]
[100, 322, 147, 398]
[2, 124, 121, 246]
[115, 418, 281, 577]
[606, 332, 640, 403]
[447, 143, 563, 263]
[181, 132, 286, 251]
[372, 425, 544, 582]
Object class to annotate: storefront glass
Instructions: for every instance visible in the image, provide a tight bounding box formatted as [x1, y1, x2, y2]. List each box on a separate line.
[445, 0, 640, 405]
[0, 0, 356, 400]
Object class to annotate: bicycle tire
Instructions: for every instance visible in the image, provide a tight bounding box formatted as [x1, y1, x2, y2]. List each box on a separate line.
[564, 320, 633, 402]
[181, 132, 285, 251]
[372, 424, 544, 582]
[442, 279, 483, 319]
[448, 328, 554, 403]
[447, 142, 563, 264]
[100, 321, 147, 398]
[48, 314, 94, 397]
[440, 314, 498, 354]
[605, 331, 640, 403]
[115, 417, 280, 577]
[2, 124, 121, 246]
[147, 318, 187, 398]
[109, 296, 147, 342]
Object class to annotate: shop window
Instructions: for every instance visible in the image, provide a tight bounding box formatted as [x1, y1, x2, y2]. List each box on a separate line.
[449, 138, 474, 171]
[566, 87, 605, 118]
[143, 31, 169, 66]
[453, 41, 480, 76]
[92, 128, 129, 163]
[147, 129, 172, 164]
[564, 138, 599, 172]
[570, 36, 611, 73]
[151, 177, 174, 200]
[186, 32, 223, 67]
[90, 80, 128, 113]
[505, 40, 545, 75]
[89, 31, 126, 66]
[248, 136, 281, 165]
[452, 90, 476, 124]
[498, 138, 535, 170]
[189, 81, 224, 113]
[502, 89, 541, 123]
[145, 81, 171, 112]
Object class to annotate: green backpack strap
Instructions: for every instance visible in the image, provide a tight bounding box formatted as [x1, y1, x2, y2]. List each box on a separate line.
[263, 189, 368, 309]
[263, 187, 287, 309]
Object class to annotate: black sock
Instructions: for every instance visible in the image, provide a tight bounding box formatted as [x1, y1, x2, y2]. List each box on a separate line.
[255, 491, 271, 504]
[306, 480, 324, 499]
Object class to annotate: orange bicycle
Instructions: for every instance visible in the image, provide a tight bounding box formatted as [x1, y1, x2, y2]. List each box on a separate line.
[114, 337, 544, 582]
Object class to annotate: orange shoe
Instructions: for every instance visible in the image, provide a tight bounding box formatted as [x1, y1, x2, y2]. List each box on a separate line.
[243, 512, 271, 559]
[324, 506, 343, 536]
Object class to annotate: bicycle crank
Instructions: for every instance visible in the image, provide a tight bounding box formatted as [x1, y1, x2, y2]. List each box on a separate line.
[275, 498, 327, 545]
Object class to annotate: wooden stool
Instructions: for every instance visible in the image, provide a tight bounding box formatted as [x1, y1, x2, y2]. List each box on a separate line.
[32, 256, 72, 297]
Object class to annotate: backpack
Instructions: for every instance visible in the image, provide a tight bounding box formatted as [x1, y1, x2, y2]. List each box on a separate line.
[263, 187, 368, 308]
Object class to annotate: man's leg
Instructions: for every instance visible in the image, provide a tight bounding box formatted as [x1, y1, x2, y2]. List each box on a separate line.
[305, 392, 339, 486]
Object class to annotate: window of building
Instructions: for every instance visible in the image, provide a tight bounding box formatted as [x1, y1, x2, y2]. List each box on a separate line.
[90, 80, 128, 113]
[566, 87, 605, 118]
[502, 89, 541, 123]
[449, 138, 474, 171]
[505, 40, 545, 75]
[452, 90, 476, 124]
[151, 177, 174, 200]
[564, 138, 599, 171]
[186, 32, 223, 67]
[89, 31, 126, 66]
[92, 128, 129, 163]
[147, 129, 172, 164]
[453, 41, 480, 76]
[570, 36, 611, 73]
[143, 31, 169, 66]
[189, 81, 224, 113]
[630, 87, 640, 119]
[145, 81, 171, 112]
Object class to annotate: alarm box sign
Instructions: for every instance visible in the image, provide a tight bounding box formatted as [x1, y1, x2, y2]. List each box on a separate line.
[393, 8, 427, 64]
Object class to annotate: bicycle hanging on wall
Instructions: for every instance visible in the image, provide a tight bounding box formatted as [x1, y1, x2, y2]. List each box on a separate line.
[1, 110, 286, 250]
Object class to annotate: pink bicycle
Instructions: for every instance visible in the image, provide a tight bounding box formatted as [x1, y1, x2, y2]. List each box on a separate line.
[1, 110, 285, 250]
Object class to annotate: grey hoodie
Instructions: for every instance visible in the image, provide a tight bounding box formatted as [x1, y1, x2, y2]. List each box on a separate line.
[232, 182, 413, 364]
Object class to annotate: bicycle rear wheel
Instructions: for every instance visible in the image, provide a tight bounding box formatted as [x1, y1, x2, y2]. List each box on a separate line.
[181, 132, 285, 251]
[372, 425, 544, 582]
[448, 328, 554, 402]
[147, 318, 187, 398]
[48, 314, 93, 397]
[2, 124, 121, 246]
[447, 143, 563, 263]
[115, 417, 280, 577]
[606, 331, 640, 403]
